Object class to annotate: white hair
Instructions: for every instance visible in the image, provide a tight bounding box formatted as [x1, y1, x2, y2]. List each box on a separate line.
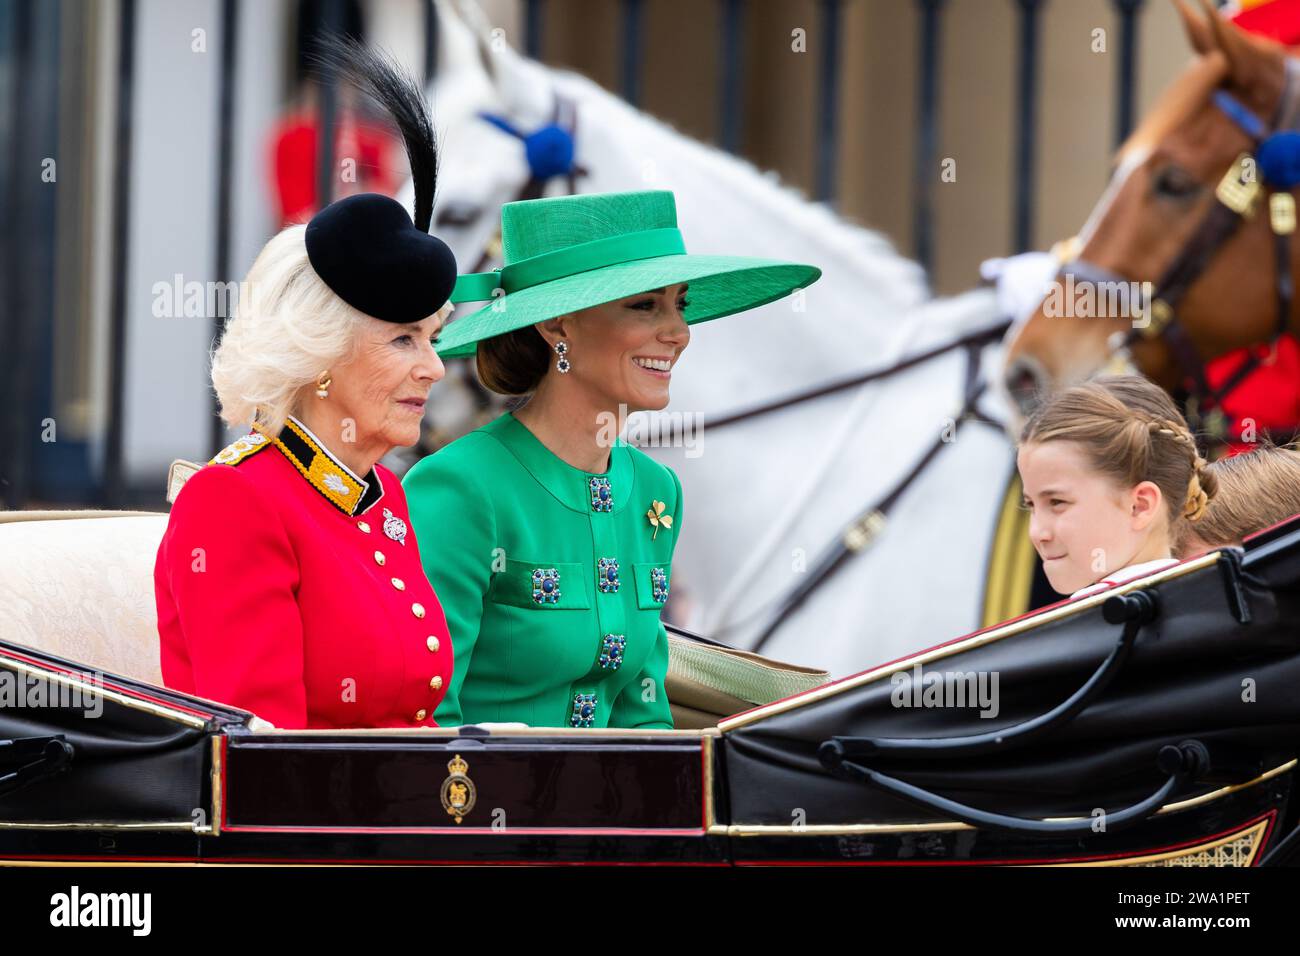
[213, 226, 455, 436]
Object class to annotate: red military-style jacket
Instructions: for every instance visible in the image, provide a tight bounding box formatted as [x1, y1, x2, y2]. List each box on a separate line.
[154, 415, 453, 729]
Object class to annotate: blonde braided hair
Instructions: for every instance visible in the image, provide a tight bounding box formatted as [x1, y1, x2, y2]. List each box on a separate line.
[1175, 442, 1300, 555]
[1020, 374, 1217, 527]
[1138, 417, 1215, 522]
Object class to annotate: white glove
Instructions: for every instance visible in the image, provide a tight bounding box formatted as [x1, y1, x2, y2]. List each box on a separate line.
[980, 250, 1061, 324]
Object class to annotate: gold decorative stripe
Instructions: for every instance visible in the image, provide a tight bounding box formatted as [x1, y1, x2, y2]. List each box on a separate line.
[712, 818, 1270, 867]
[1156, 758, 1295, 814]
[0, 821, 207, 832]
[0, 653, 209, 729]
[716, 759, 1294, 837]
[716, 821, 970, 836]
[702, 734, 716, 831]
[210, 736, 224, 837]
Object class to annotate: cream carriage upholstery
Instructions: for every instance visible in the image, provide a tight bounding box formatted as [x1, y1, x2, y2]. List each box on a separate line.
[0, 460, 199, 685]
[0, 509, 168, 686]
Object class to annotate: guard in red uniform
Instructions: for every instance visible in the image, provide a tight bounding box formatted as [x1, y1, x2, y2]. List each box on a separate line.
[155, 419, 453, 729]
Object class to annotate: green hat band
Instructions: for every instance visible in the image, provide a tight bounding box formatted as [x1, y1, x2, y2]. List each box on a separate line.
[450, 226, 686, 304]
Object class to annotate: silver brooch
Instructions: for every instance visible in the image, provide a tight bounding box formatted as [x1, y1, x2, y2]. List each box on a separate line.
[383, 507, 408, 546]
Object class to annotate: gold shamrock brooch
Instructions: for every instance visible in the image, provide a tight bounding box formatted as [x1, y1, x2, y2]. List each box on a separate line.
[646, 500, 673, 540]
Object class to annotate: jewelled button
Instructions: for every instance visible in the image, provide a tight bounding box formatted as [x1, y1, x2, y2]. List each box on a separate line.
[597, 557, 620, 594]
[570, 693, 598, 728]
[651, 566, 670, 603]
[429, 675, 444, 691]
[599, 634, 626, 670]
[412, 603, 426, 619]
[531, 568, 561, 605]
[414, 709, 428, 722]
[426, 636, 440, 653]
[391, 577, 406, 591]
[374, 551, 386, 566]
[589, 477, 613, 513]
[357, 521, 371, 534]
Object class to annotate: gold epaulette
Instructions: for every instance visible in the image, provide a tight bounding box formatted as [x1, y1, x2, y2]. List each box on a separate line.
[210, 432, 272, 467]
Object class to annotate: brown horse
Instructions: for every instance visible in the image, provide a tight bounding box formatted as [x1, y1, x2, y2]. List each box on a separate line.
[1002, 0, 1299, 431]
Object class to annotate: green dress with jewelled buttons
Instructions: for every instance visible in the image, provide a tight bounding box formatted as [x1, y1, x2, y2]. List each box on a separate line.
[402, 411, 680, 729]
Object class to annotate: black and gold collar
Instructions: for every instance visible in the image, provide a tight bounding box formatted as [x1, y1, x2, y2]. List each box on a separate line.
[254, 415, 385, 516]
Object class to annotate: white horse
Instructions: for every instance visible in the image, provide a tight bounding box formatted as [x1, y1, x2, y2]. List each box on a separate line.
[407, 0, 1020, 676]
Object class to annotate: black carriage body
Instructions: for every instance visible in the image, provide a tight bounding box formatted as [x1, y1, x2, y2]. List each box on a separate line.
[0, 663, 725, 865]
[4, 521, 1300, 866]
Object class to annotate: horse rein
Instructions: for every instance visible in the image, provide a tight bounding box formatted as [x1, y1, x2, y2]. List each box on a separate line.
[749, 334, 1000, 653]
[667, 319, 1011, 435]
[1066, 57, 1300, 445]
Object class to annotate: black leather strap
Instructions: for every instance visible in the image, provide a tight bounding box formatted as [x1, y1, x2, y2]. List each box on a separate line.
[750, 342, 991, 653]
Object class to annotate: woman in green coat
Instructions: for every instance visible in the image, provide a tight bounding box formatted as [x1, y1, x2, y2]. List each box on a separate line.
[403, 189, 819, 729]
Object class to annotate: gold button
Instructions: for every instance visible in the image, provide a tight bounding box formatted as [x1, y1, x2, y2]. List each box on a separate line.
[426, 636, 440, 653]
[412, 602, 425, 619]
[357, 521, 371, 533]
[429, 675, 443, 691]
[391, 577, 406, 591]
[414, 709, 427, 722]
[374, 551, 386, 566]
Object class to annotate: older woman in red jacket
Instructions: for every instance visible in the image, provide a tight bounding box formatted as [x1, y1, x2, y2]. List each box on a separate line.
[155, 42, 457, 729]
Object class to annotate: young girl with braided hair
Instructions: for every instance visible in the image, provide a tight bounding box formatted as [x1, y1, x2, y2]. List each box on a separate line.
[1017, 375, 1218, 600]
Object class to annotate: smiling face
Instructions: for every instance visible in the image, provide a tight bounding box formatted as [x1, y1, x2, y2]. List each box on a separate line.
[315, 306, 449, 460]
[1017, 439, 1166, 595]
[541, 282, 692, 413]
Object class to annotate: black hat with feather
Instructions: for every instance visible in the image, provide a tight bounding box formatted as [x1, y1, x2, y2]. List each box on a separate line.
[303, 37, 457, 323]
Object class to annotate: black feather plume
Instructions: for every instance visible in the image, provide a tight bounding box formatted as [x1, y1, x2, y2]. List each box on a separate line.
[309, 34, 438, 233]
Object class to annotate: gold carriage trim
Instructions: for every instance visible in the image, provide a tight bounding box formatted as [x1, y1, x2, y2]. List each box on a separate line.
[1052, 818, 1270, 868]
[981, 471, 1037, 629]
[210, 432, 272, 468]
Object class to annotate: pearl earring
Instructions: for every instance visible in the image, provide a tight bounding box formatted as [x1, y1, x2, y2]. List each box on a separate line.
[316, 370, 332, 399]
[554, 341, 570, 374]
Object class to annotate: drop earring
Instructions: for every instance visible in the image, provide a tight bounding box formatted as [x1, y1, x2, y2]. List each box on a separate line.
[554, 341, 571, 374]
[316, 370, 332, 399]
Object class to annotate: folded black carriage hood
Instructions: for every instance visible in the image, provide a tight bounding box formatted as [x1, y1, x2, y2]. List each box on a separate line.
[720, 518, 1300, 827]
[0, 642, 250, 828]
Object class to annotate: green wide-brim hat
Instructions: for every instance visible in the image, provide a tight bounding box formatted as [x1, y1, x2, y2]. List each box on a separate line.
[436, 190, 821, 358]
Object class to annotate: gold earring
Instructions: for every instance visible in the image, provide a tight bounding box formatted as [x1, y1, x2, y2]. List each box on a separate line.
[316, 371, 332, 399]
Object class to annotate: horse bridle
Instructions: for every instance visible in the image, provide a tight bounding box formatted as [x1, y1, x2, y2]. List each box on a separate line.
[1066, 57, 1300, 445]
[468, 93, 585, 276]
[748, 63, 1300, 649]
[424, 94, 584, 449]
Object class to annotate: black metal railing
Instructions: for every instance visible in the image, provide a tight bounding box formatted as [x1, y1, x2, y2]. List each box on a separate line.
[5, 0, 1153, 508]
